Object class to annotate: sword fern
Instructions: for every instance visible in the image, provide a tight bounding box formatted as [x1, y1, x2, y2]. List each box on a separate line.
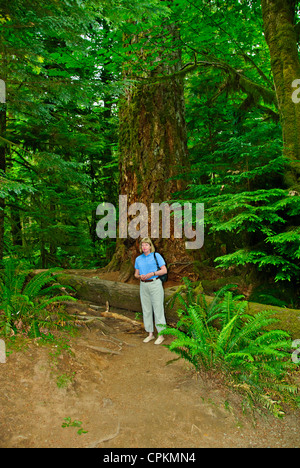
[161, 279, 299, 417]
[0, 258, 76, 337]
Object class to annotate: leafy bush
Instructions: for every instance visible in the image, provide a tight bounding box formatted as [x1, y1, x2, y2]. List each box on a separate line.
[162, 279, 299, 417]
[0, 258, 76, 337]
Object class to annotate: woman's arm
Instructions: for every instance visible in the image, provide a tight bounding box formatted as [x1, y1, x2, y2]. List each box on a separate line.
[135, 268, 159, 280]
[154, 265, 167, 276]
[135, 265, 167, 280]
[134, 268, 141, 280]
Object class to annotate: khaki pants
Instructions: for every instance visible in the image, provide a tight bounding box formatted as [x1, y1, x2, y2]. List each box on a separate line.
[140, 279, 166, 333]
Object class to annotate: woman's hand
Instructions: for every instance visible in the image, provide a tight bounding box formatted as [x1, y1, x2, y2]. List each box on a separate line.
[140, 272, 154, 280]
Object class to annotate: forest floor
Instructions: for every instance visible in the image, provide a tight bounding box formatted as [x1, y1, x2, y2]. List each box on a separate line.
[0, 269, 299, 449]
[1, 306, 300, 449]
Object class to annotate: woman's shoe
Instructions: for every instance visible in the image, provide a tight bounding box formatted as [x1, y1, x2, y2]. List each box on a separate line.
[143, 335, 155, 343]
[154, 336, 165, 345]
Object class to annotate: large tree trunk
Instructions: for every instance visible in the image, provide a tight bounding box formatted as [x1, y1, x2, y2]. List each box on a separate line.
[106, 22, 196, 282]
[261, 0, 300, 189]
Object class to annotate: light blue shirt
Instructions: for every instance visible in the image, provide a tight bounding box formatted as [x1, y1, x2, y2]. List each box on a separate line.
[135, 252, 165, 280]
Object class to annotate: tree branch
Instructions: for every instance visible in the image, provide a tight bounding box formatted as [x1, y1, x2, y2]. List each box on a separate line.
[143, 55, 277, 108]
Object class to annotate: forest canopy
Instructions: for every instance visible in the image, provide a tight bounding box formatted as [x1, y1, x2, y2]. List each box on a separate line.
[1, 0, 300, 307]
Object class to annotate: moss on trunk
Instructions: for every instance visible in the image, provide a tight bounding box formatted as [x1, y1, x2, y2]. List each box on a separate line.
[106, 22, 196, 281]
[262, 0, 300, 189]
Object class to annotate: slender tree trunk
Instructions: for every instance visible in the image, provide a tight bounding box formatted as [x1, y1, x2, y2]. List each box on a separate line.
[49, 200, 56, 258]
[90, 155, 97, 247]
[0, 102, 6, 264]
[0, 41, 8, 265]
[106, 23, 195, 281]
[10, 205, 23, 247]
[261, 0, 300, 189]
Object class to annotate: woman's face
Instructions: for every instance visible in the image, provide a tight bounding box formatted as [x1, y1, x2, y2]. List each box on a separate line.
[141, 242, 151, 255]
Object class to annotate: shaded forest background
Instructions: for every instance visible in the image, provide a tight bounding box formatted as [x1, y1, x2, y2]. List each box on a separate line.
[1, 0, 300, 307]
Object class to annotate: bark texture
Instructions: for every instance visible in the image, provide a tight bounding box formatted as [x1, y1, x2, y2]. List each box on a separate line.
[0, 104, 6, 264]
[106, 23, 195, 281]
[261, 0, 300, 188]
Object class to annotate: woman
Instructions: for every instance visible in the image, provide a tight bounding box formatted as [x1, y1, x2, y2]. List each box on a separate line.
[134, 237, 167, 344]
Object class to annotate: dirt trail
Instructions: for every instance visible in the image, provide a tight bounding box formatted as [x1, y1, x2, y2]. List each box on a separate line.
[0, 314, 299, 448]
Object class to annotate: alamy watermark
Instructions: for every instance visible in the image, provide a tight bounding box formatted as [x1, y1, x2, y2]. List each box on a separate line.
[0, 339, 6, 363]
[292, 339, 300, 364]
[96, 195, 204, 249]
[292, 79, 300, 103]
[0, 79, 6, 104]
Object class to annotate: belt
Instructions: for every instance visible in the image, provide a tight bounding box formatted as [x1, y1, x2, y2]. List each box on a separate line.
[141, 277, 159, 283]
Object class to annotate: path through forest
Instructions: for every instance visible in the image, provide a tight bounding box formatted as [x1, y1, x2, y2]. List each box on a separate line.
[0, 311, 299, 449]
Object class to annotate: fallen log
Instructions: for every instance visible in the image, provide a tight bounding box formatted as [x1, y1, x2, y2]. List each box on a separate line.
[57, 274, 142, 311]
[55, 272, 300, 338]
[55, 273, 179, 317]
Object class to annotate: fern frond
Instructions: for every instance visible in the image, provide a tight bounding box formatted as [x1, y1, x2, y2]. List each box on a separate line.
[215, 315, 240, 355]
[33, 295, 76, 315]
[227, 310, 279, 352]
[22, 270, 55, 299]
[166, 344, 199, 369]
[162, 279, 300, 416]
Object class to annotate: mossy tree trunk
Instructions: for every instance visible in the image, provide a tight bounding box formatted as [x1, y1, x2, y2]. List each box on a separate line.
[0, 49, 8, 265]
[0, 103, 6, 265]
[106, 22, 195, 281]
[261, 0, 300, 189]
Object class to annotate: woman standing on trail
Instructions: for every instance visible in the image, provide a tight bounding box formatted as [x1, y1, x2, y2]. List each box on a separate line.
[134, 237, 167, 344]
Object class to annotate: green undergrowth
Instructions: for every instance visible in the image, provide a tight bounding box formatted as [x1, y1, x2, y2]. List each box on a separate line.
[161, 278, 300, 418]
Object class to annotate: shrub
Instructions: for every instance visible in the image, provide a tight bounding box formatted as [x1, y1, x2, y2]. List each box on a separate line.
[161, 279, 299, 417]
[0, 258, 76, 337]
